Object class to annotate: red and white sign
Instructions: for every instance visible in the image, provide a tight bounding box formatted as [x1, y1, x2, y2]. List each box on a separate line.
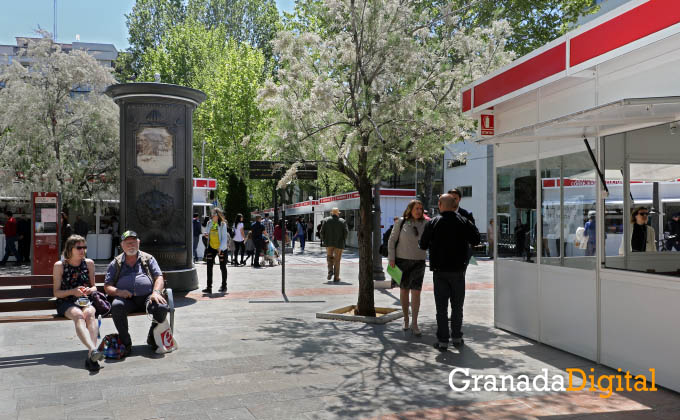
[480, 113, 495, 136]
[193, 178, 217, 190]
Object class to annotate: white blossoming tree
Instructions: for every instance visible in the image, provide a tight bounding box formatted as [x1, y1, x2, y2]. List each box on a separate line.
[0, 34, 119, 205]
[259, 0, 512, 316]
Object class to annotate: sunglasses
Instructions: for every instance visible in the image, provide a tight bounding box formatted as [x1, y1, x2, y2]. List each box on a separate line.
[76, 246, 87, 250]
[638, 212, 649, 216]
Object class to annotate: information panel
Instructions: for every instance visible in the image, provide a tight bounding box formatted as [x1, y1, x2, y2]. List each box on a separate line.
[32, 192, 60, 275]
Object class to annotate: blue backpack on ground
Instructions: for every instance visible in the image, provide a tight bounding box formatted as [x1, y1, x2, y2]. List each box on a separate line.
[98, 333, 127, 359]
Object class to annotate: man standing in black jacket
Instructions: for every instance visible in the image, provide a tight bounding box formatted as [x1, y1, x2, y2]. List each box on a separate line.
[420, 193, 480, 352]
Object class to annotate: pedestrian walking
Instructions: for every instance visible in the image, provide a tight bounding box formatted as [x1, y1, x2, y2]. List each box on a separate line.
[232, 214, 246, 265]
[388, 200, 427, 337]
[202, 209, 229, 293]
[0, 210, 21, 266]
[291, 217, 306, 253]
[263, 213, 275, 244]
[419, 193, 480, 352]
[320, 208, 348, 282]
[192, 213, 202, 263]
[251, 215, 266, 268]
[244, 231, 255, 266]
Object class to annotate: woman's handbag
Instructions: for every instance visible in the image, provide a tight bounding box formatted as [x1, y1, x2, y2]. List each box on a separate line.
[88, 290, 111, 317]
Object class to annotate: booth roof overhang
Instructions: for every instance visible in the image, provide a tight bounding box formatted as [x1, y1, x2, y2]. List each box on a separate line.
[477, 96, 680, 144]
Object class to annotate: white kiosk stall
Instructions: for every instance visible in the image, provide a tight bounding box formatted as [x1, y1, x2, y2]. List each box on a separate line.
[191, 177, 217, 260]
[463, 0, 680, 392]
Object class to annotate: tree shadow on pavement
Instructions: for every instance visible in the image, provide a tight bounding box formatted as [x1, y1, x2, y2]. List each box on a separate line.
[255, 317, 521, 418]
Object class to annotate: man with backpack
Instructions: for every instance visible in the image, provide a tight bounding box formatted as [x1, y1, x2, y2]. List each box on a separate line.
[104, 230, 168, 357]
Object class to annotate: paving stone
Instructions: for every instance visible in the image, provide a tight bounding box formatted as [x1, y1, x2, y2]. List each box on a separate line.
[1, 245, 677, 419]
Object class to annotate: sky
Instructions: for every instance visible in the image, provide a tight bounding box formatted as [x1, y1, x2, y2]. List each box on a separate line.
[0, 0, 296, 50]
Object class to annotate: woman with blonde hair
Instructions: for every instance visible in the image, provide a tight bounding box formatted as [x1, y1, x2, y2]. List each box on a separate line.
[202, 208, 229, 294]
[388, 199, 427, 337]
[53, 235, 103, 371]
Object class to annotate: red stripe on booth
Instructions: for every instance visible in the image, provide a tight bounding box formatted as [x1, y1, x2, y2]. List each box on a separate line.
[570, 0, 680, 67]
[473, 43, 566, 108]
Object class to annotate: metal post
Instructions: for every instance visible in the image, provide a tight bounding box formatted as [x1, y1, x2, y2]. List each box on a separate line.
[373, 183, 386, 281]
[281, 188, 286, 295]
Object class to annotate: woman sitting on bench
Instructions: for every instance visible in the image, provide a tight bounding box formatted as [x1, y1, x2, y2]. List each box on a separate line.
[53, 235, 104, 372]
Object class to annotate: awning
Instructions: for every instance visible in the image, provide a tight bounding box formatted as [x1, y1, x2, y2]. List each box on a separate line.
[479, 97, 680, 144]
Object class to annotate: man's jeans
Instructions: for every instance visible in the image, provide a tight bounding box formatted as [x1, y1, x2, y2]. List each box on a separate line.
[192, 235, 200, 261]
[433, 270, 466, 343]
[292, 233, 305, 250]
[1, 236, 20, 263]
[111, 295, 168, 346]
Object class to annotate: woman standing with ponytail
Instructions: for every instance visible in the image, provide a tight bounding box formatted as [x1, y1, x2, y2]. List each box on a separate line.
[202, 209, 229, 294]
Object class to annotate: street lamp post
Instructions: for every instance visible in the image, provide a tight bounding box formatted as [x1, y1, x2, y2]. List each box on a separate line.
[372, 183, 386, 281]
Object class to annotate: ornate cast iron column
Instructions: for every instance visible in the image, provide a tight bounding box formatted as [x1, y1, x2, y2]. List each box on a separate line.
[105, 83, 206, 291]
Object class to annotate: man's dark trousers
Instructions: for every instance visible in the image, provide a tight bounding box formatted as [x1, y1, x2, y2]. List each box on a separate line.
[253, 241, 263, 267]
[433, 270, 466, 343]
[111, 295, 168, 346]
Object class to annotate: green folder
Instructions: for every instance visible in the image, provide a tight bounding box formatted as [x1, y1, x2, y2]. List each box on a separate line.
[387, 264, 402, 285]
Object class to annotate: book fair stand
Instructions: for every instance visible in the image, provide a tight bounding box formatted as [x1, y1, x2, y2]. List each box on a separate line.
[463, 0, 680, 392]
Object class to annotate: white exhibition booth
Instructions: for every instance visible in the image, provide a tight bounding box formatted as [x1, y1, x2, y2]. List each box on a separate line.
[253, 189, 417, 248]
[463, 0, 680, 392]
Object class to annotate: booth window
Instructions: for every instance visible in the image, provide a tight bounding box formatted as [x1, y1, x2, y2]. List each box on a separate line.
[540, 152, 596, 269]
[346, 210, 355, 231]
[497, 161, 536, 262]
[603, 120, 680, 276]
[458, 186, 472, 197]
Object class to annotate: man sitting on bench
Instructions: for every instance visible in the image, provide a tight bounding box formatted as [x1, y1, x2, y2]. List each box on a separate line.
[104, 231, 168, 358]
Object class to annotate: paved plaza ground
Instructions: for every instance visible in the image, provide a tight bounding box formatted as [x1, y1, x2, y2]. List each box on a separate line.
[1, 242, 679, 419]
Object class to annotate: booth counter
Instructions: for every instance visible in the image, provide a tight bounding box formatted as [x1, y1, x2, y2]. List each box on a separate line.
[463, 0, 680, 392]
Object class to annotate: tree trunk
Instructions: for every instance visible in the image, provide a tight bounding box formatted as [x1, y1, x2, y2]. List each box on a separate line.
[356, 176, 376, 316]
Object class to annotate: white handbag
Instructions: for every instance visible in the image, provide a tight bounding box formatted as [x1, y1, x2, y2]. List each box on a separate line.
[152, 318, 178, 354]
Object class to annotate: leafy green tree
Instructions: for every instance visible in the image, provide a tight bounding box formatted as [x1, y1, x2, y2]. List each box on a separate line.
[138, 20, 268, 215]
[123, 0, 185, 81]
[187, 0, 281, 68]
[0, 35, 119, 205]
[260, 0, 513, 316]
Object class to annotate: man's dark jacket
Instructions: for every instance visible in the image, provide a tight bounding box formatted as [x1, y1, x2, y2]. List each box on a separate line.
[419, 211, 480, 272]
[251, 221, 265, 245]
[321, 215, 348, 249]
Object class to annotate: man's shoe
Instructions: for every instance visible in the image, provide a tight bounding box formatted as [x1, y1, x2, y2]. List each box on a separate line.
[218, 285, 227, 293]
[451, 338, 464, 347]
[327, 272, 333, 280]
[85, 357, 101, 372]
[201, 288, 212, 294]
[433, 342, 448, 352]
[333, 279, 340, 283]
